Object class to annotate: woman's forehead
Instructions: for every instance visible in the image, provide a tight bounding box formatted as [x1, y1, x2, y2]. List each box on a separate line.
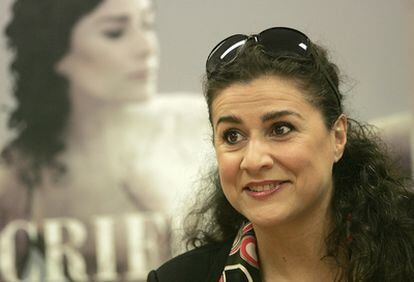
[86, 0, 153, 21]
[211, 76, 312, 114]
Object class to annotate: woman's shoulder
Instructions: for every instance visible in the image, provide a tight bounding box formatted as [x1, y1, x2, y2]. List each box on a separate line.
[147, 239, 233, 282]
[0, 163, 31, 226]
[0, 163, 20, 193]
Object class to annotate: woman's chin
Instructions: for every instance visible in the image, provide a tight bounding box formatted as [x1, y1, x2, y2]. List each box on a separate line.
[114, 92, 154, 104]
[100, 88, 156, 105]
[244, 212, 289, 230]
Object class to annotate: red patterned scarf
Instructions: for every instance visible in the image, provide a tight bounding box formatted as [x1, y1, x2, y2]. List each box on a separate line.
[218, 216, 353, 281]
[218, 222, 261, 282]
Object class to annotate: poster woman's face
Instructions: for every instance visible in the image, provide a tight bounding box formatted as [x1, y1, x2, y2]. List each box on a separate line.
[56, 0, 159, 103]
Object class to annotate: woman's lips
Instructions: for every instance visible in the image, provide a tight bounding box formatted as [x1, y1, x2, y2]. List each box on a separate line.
[128, 70, 150, 80]
[244, 180, 289, 199]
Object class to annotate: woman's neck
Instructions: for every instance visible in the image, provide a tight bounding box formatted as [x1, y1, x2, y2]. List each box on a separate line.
[66, 88, 154, 154]
[253, 211, 340, 281]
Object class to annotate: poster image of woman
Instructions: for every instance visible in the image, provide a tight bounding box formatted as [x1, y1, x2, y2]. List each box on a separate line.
[0, 0, 210, 281]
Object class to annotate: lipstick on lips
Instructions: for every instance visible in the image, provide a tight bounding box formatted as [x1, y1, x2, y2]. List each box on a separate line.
[244, 180, 289, 199]
[128, 69, 150, 80]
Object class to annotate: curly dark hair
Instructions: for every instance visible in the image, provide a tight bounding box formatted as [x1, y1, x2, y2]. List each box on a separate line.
[184, 38, 414, 281]
[2, 0, 103, 186]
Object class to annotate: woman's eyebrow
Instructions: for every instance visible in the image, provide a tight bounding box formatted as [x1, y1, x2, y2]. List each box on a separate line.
[96, 15, 129, 24]
[261, 110, 304, 122]
[215, 110, 303, 127]
[216, 115, 242, 128]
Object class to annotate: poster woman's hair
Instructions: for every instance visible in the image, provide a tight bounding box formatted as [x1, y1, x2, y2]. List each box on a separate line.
[2, 0, 102, 185]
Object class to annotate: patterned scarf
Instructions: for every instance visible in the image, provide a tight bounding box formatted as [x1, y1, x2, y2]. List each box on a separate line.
[218, 222, 261, 282]
[218, 216, 353, 281]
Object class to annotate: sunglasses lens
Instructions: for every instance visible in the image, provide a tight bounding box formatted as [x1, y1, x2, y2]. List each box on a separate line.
[206, 28, 310, 75]
[259, 27, 309, 57]
[206, 34, 248, 74]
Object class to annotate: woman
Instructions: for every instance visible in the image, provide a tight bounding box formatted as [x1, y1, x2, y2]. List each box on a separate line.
[148, 27, 414, 281]
[0, 0, 208, 281]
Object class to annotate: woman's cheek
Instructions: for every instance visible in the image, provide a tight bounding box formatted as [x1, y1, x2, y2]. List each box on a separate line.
[277, 144, 312, 170]
[217, 152, 241, 192]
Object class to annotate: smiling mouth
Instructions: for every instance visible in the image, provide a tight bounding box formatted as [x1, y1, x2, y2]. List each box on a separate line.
[246, 182, 281, 192]
[244, 181, 289, 198]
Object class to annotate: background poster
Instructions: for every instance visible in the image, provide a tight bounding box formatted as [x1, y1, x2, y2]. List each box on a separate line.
[0, 0, 412, 281]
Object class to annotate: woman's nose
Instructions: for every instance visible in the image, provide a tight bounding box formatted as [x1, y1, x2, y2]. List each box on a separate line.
[240, 139, 274, 174]
[132, 29, 158, 60]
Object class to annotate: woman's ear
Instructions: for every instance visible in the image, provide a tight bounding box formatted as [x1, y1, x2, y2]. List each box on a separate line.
[332, 114, 348, 162]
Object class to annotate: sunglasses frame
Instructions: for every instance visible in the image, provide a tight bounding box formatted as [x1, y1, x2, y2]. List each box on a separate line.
[206, 27, 342, 108]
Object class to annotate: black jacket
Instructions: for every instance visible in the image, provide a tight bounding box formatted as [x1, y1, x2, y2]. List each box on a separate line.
[147, 240, 233, 282]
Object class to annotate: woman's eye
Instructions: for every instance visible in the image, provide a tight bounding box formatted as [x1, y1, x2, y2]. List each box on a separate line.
[271, 123, 293, 136]
[103, 29, 125, 39]
[223, 130, 244, 144]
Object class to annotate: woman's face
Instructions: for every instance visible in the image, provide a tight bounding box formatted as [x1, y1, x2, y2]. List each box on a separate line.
[211, 75, 347, 229]
[56, 0, 158, 102]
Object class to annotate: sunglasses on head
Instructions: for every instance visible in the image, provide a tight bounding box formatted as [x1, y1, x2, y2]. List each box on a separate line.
[206, 27, 341, 108]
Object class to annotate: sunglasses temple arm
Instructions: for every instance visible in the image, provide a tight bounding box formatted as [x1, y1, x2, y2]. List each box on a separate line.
[320, 66, 342, 108]
[309, 47, 342, 108]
